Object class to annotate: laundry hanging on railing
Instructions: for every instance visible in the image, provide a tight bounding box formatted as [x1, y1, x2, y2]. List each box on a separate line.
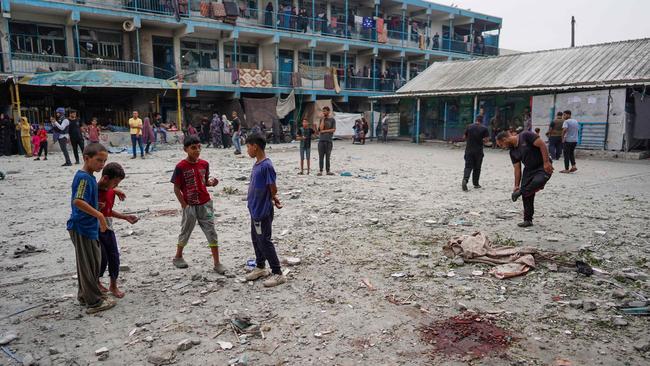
[223, 1, 239, 24]
[376, 18, 387, 43]
[362, 17, 374, 29]
[238, 69, 273, 87]
[291, 72, 302, 88]
[211, 2, 226, 19]
[276, 90, 296, 119]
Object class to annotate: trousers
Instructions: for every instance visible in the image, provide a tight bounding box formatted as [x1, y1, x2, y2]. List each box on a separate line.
[38, 140, 48, 157]
[99, 230, 120, 280]
[69, 230, 103, 307]
[250, 211, 281, 275]
[548, 136, 563, 161]
[131, 134, 144, 157]
[71, 137, 84, 163]
[463, 151, 484, 186]
[232, 131, 241, 153]
[521, 168, 552, 222]
[318, 140, 333, 172]
[178, 200, 219, 247]
[563, 142, 577, 170]
[59, 137, 72, 165]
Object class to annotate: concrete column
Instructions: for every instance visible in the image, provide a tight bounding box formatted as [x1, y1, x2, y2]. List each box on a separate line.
[173, 34, 181, 76]
[325, 52, 331, 67]
[405, 61, 410, 80]
[65, 25, 75, 59]
[218, 40, 225, 70]
[381, 59, 386, 73]
[0, 18, 11, 72]
[293, 48, 298, 72]
[326, 1, 331, 22]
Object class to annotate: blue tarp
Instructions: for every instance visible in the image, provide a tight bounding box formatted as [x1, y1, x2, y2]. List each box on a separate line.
[18, 69, 177, 90]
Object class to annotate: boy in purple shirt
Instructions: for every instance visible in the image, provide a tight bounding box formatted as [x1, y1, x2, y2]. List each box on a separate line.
[244, 134, 285, 287]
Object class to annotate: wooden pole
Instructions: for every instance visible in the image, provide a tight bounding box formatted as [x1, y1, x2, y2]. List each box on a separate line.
[176, 83, 182, 129]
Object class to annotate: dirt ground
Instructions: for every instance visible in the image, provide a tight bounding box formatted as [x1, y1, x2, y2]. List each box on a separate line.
[1, 140, 649, 366]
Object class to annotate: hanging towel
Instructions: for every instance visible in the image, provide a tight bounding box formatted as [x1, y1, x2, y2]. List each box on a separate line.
[212, 2, 226, 18]
[231, 68, 239, 83]
[200, 1, 211, 17]
[276, 90, 296, 119]
[324, 73, 334, 90]
[362, 17, 374, 29]
[419, 34, 425, 49]
[354, 15, 363, 25]
[332, 68, 341, 94]
[375, 18, 384, 33]
[378, 25, 388, 43]
[291, 72, 302, 87]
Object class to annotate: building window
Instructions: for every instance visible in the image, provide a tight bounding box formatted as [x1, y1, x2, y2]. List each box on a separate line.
[409, 62, 426, 80]
[79, 28, 122, 60]
[224, 43, 258, 69]
[299, 51, 325, 67]
[9, 22, 66, 57]
[330, 54, 355, 71]
[181, 38, 218, 70]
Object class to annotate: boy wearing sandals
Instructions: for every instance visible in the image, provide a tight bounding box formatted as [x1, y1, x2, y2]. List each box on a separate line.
[171, 136, 227, 274]
[67, 143, 115, 314]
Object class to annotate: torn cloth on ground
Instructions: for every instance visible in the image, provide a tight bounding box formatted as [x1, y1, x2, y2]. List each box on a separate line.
[443, 232, 538, 279]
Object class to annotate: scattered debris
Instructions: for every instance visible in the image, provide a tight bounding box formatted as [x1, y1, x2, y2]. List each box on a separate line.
[575, 260, 594, 276]
[147, 348, 176, 365]
[217, 340, 234, 350]
[0, 333, 18, 346]
[13, 244, 45, 258]
[177, 339, 193, 351]
[95, 347, 109, 356]
[360, 278, 376, 291]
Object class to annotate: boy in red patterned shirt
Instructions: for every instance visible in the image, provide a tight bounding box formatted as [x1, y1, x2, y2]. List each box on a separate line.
[171, 136, 226, 274]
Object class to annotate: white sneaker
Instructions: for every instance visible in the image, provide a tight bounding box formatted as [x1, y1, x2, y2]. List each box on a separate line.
[245, 267, 270, 281]
[263, 274, 287, 287]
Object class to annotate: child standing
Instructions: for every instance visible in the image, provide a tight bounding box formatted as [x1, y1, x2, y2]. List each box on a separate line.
[244, 134, 285, 287]
[34, 122, 48, 160]
[87, 117, 101, 143]
[97, 162, 139, 298]
[31, 123, 41, 158]
[66, 143, 116, 314]
[171, 136, 227, 274]
[296, 118, 314, 175]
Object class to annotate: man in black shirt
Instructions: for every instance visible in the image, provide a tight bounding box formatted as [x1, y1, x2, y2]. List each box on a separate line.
[497, 130, 554, 227]
[462, 116, 490, 191]
[67, 110, 85, 164]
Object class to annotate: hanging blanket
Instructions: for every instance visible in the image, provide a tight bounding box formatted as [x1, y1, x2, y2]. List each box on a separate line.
[331, 112, 362, 137]
[324, 73, 334, 90]
[223, 1, 240, 16]
[200, 0, 211, 17]
[212, 2, 226, 19]
[238, 69, 273, 87]
[301, 100, 333, 129]
[244, 97, 278, 129]
[276, 90, 296, 119]
[298, 64, 328, 80]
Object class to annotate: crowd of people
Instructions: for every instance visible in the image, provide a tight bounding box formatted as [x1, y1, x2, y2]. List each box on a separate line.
[462, 109, 581, 228]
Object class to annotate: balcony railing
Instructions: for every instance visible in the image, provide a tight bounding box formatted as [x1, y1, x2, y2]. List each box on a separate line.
[37, 0, 498, 56]
[181, 67, 399, 92]
[2, 52, 175, 79]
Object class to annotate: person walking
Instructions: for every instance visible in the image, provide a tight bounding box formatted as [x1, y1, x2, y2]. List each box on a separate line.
[547, 112, 564, 161]
[68, 111, 85, 164]
[142, 116, 155, 154]
[560, 110, 579, 173]
[52, 107, 73, 166]
[496, 130, 554, 228]
[129, 111, 144, 159]
[210, 113, 223, 148]
[317, 106, 336, 176]
[231, 111, 242, 155]
[462, 116, 490, 191]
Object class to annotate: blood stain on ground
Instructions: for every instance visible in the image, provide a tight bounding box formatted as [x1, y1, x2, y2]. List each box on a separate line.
[420, 312, 514, 360]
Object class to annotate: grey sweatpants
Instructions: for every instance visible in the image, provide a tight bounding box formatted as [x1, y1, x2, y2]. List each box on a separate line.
[178, 200, 219, 247]
[69, 230, 103, 307]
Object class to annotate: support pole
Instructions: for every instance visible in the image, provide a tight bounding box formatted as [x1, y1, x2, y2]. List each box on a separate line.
[14, 83, 21, 120]
[176, 83, 182, 129]
[604, 88, 611, 150]
[343, 49, 348, 89]
[469, 21, 474, 55]
[344, 0, 348, 37]
[473, 95, 478, 122]
[135, 28, 142, 75]
[74, 23, 81, 61]
[443, 100, 448, 141]
[370, 100, 374, 140]
[415, 97, 420, 144]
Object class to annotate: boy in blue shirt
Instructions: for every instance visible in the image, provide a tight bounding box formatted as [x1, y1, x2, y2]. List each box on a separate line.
[244, 134, 286, 287]
[67, 143, 116, 314]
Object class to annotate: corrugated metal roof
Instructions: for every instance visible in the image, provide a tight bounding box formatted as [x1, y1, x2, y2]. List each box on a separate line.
[386, 38, 650, 98]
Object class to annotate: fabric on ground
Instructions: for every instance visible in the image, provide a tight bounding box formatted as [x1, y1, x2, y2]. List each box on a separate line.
[443, 232, 538, 279]
[276, 90, 296, 119]
[238, 69, 273, 87]
[244, 97, 278, 130]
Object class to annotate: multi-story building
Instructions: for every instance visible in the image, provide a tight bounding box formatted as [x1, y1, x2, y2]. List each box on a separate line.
[0, 0, 501, 128]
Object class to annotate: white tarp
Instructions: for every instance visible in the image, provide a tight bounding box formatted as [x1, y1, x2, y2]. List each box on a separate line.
[276, 90, 295, 119]
[333, 112, 363, 137]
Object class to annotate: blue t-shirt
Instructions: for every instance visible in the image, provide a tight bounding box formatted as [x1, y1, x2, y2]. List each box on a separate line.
[66, 170, 99, 240]
[247, 158, 276, 221]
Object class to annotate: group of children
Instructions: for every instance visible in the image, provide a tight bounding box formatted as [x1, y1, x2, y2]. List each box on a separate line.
[15, 115, 103, 161]
[67, 132, 284, 314]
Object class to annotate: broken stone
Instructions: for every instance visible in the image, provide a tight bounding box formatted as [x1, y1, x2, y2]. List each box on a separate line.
[191, 300, 202, 306]
[594, 230, 607, 235]
[424, 220, 437, 226]
[95, 347, 109, 356]
[390, 272, 406, 278]
[22, 353, 35, 366]
[471, 270, 484, 276]
[282, 257, 301, 266]
[149, 271, 160, 277]
[145, 336, 154, 343]
[147, 348, 176, 365]
[455, 302, 468, 311]
[217, 340, 233, 350]
[369, 218, 379, 225]
[49, 347, 61, 355]
[569, 300, 583, 309]
[177, 339, 193, 351]
[0, 333, 18, 345]
[612, 317, 628, 326]
[191, 339, 201, 346]
[582, 300, 597, 312]
[452, 257, 465, 266]
[406, 250, 429, 258]
[546, 237, 560, 242]
[611, 289, 627, 299]
[119, 265, 131, 272]
[98, 352, 109, 361]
